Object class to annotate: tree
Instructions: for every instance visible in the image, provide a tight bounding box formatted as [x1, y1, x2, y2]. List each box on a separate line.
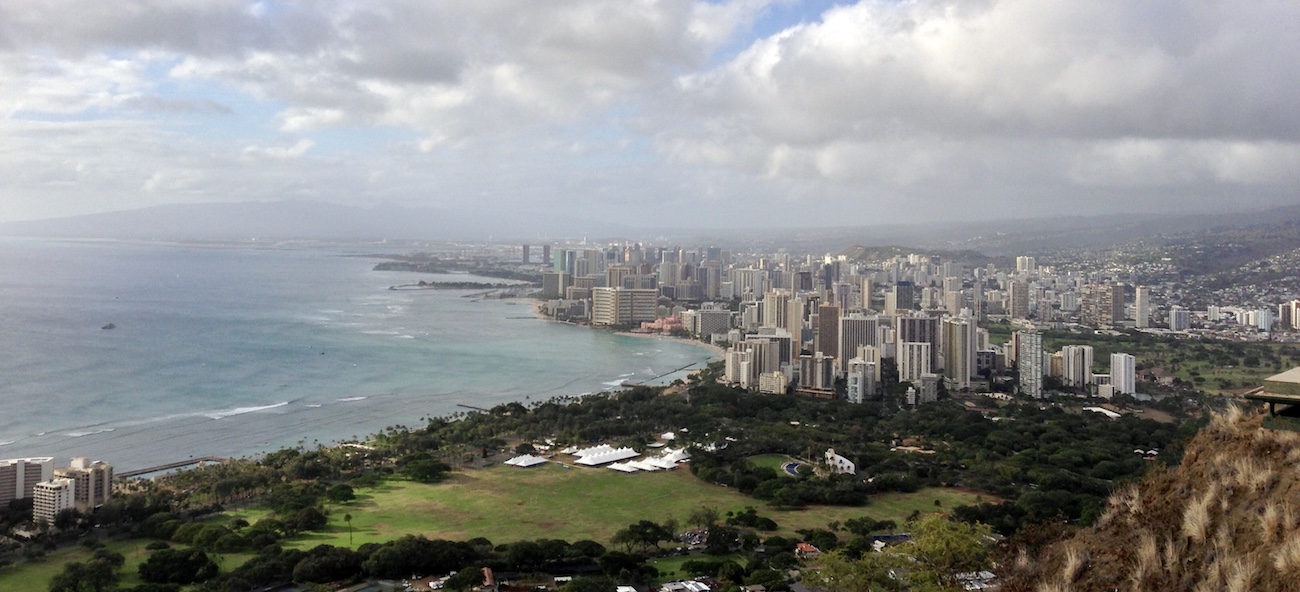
[688, 506, 720, 529]
[326, 484, 356, 504]
[49, 554, 121, 592]
[344, 513, 353, 547]
[138, 548, 219, 585]
[815, 514, 992, 592]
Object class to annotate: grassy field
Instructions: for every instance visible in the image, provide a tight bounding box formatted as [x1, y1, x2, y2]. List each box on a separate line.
[649, 553, 743, 579]
[0, 538, 254, 592]
[234, 464, 986, 550]
[3, 467, 987, 590]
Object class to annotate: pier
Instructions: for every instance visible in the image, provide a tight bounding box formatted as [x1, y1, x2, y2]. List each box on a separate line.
[116, 456, 230, 479]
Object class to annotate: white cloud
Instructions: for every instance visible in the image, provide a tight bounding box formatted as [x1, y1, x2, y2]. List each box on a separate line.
[0, 0, 1298, 227]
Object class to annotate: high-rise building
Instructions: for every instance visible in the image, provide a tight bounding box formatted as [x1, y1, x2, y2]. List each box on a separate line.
[1111, 353, 1136, 395]
[896, 314, 941, 371]
[1016, 256, 1036, 275]
[859, 277, 874, 311]
[1008, 281, 1031, 319]
[541, 245, 551, 266]
[763, 290, 790, 329]
[590, 287, 657, 326]
[33, 477, 75, 526]
[941, 316, 976, 391]
[1134, 286, 1151, 328]
[1081, 283, 1126, 327]
[846, 357, 877, 403]
[1169, 305, 1191, 331]
[1, 457, 53, 506]
[53, 458, 113, 513]
[839, 314, 879, 371]
[521, 244, 530, 264]
[898, 342, 932, 382]
[1018, 331, 1044, 398]
[816, 303, 841, 362]
[798, 353, 836, 391]
[886, 281, 916, 316]
[541, 272, 571, 299]
[1061, 345, 1095, 389]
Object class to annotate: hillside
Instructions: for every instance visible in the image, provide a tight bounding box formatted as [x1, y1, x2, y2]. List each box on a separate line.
[1000, 406, 1300, 592]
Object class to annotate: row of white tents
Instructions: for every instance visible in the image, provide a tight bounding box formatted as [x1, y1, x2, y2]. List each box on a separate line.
[505, 444, 692, 472]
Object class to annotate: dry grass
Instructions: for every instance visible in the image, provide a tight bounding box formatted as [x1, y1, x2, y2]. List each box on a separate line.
[1274, 533, 1300, 573]
[1182, 487, 1215, 543]
[1001, 407, 1300, 592]
[1060, 544, 1088, 584]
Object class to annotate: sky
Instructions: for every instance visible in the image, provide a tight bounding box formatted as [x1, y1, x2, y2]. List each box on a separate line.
[1, 0, 1298, 228]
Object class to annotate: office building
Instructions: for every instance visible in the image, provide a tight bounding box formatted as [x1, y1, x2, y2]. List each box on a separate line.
[1, 457, 53, 506]
[816, 303, 841, 362]
[1081, 283, 1125, 327]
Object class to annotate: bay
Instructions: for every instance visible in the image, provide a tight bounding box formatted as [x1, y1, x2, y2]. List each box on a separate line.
[0, 239, 714, 470]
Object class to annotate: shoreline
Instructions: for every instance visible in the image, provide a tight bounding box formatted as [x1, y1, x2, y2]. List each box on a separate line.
[529, 299, 725, 361]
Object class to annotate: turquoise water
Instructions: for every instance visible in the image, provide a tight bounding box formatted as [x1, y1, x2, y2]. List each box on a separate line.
[0, 239, 713, 470]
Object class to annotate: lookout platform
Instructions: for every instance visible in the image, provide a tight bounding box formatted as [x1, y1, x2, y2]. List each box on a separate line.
[1244, 367, 1300, 417]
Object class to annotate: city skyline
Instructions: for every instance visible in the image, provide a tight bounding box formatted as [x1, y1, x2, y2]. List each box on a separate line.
[2, 0, 1298, 229]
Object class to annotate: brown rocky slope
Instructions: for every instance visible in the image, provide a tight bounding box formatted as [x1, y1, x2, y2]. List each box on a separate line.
[999, 406, 1300, 592]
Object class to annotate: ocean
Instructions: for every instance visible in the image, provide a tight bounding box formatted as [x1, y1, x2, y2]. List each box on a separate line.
[0, 238, 714, 470]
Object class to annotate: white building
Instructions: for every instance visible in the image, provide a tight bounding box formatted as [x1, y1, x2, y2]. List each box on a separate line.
[845, 357, 877, 403]
[898, 341, 932, 383]
[1061, 345, 1095, 389]
[1134, 286, 1151, 328]
[33, 477, 76, 526]
[824, 449, 855, 475]
[1111, 353, 1136, 395]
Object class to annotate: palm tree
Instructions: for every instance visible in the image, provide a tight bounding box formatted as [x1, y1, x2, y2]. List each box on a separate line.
[344, 513, 353, 547]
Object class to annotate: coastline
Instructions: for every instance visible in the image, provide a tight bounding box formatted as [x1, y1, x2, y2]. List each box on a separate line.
[529, 298, 725, 360]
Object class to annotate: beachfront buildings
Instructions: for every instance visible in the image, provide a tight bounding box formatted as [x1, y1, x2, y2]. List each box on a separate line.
[591, 287, 657, 327]
[33, 477, 75, 526]
[53, 457, 113, 512]
[0, 457, 54, 506]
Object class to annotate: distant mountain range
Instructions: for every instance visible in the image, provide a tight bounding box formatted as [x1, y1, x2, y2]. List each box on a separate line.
[4, 200, 1300, 255]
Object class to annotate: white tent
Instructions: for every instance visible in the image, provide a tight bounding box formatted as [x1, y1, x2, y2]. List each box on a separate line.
[607, 462, 639, 473]
[574, 447, 639, 466]
[503, 454, 548, 468]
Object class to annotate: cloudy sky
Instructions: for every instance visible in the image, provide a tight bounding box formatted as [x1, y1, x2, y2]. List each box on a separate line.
[1, 0, 1297, 228]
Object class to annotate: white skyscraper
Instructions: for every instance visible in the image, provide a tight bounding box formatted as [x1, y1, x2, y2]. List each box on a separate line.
[1134, 286, 1151, 328]
[1111, 353, 1136, 395]
[1061, 345, 1095, 389]
[941, 316, 976, 391]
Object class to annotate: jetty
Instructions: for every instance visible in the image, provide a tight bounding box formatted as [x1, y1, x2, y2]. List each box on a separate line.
[116, 456, 229, 479]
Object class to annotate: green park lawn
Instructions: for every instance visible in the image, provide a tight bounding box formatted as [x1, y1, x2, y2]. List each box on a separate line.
[0, 538, 254, 592]
[3, 466, 987, 590]
[745, 453, 804, 476]
[237, 463, 986, 550]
